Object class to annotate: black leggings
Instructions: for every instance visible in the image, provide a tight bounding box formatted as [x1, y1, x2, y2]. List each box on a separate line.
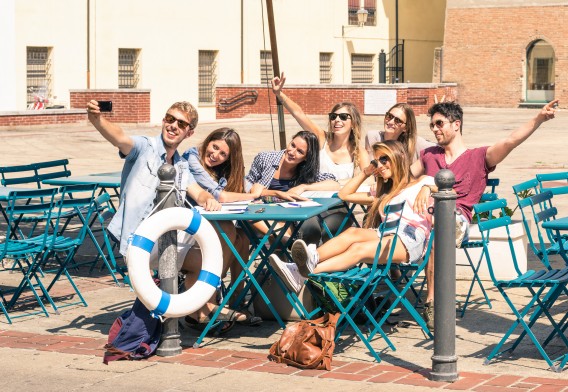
[296, 208, 355, 245]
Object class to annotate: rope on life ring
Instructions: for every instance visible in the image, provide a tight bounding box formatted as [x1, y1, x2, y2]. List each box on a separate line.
[126, 207, 222, 319]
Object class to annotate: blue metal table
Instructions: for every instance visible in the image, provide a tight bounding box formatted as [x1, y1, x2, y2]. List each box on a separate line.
[194, 197, 343, 346]
[43, 174, 121, 206]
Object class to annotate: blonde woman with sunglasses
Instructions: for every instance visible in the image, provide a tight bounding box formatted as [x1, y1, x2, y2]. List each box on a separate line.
[271, 72, 368, 180]
[272, 72, 368, 244]
[365, 103, 435, 164]
[269, 140, 435, 293]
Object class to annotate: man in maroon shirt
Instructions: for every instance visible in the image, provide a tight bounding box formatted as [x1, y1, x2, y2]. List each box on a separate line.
[410, 100, 558, 330]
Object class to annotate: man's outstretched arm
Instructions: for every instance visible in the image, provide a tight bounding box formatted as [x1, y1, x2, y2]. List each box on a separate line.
[485, 99, 558, 168]
[87, 100, 134, 156]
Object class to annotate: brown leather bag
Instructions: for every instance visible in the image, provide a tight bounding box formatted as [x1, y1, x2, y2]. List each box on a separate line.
[268, 313, 340, 370]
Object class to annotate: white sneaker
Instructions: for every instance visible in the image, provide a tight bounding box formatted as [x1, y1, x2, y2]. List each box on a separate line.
[269, 254, 303, 294]
[291, 239, 319, 276]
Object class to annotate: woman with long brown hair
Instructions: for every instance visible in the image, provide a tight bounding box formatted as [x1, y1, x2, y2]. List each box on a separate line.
[181, 127, 264, 331]
[269, 140, 434, 293]
[183, 127, 264, 202]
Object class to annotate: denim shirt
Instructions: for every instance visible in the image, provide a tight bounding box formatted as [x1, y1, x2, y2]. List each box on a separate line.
[182, 146, 227, 200]
[108, 134, 194, 255]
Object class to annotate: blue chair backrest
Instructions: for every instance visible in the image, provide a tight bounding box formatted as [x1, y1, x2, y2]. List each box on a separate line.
[1, 188, 58, 254]
[536, 171, 568, 196]
[513, 179, 559, 269]
[473, 199, 523, 281]
[0, 159, 71, 188]
[371, 201, 405, 274]
[49, 184, 98, 247]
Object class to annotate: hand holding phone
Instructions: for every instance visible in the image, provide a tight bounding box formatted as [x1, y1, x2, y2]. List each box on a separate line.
[98, 100, 113, 112]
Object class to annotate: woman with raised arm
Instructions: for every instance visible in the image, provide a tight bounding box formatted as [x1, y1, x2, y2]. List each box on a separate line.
[269, 140, 435, 293]
[272, 72, 367, 243]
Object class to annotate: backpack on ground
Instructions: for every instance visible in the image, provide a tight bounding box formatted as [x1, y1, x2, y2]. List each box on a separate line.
[103, 298, 162, 364]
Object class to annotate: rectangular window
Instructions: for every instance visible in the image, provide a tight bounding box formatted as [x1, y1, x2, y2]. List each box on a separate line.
[199, 50, 217, 104]
[118, 48, 140, 88]
[348, 0, 376, 26]
[26, 47, 51, 107]
[320, 53, 333, 84]
[260, 51, 273, 85]
[351, 54, 374, 83]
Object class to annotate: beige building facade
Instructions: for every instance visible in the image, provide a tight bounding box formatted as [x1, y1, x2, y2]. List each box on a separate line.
[0, 0, 445, 123]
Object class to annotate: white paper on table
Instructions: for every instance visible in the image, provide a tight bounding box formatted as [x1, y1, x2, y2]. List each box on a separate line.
[195, 205, 247, 214]
[278, 200, 322, 208]
[221, 199, 254, 206]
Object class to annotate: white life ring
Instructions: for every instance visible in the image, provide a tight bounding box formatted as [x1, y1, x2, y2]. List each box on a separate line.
[126, 207, 222, 319]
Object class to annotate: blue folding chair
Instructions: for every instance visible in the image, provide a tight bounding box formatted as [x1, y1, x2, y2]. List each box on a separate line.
[306, 201, 406, 362]
[1, 188, 58, 320]
[536, 171, 568, 197]
[474, 198, 568, 372]
[513, 179, 568, 269]
[38, 184, 100, 312]
[457, 178, 500, 317]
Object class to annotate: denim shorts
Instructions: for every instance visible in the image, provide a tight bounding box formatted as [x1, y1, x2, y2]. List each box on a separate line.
[381, 222, 427, 263]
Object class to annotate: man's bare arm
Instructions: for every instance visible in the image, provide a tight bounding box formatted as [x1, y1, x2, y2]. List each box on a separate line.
[87, 100, 134, 156]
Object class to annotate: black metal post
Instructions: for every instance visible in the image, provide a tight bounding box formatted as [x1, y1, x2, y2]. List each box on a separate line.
[430, 169, 459, 382]
[155, 164, 182, 357]
[379, 49, 386, 84]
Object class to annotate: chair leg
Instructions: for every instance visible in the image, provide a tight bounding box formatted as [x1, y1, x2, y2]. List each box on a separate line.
[458, 247, 492, 318]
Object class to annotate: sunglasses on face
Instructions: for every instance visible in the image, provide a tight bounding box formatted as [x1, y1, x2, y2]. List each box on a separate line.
[429, 119, 453, 130]
[164, 113, 191, 130]
[328, 113, 352, 121]
[370, 155, 389, 167]
[384, 112, 406, 126]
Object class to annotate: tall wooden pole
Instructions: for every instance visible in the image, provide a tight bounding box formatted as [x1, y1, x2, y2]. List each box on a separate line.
[266, 0, 286, 150]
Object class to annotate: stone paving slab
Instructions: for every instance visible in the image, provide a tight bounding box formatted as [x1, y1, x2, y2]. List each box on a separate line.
[1, 107, 568, 389]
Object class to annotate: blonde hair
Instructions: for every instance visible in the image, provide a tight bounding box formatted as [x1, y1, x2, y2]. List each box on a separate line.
[327, 102, 362, 171]
[168, 101, 198, 130]
[364, 140, 411, 229]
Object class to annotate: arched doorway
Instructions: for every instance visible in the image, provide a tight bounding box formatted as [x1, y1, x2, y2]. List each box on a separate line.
[526, 40, 555, 103]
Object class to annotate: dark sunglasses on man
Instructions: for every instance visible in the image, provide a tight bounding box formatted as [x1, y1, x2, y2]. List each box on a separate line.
[164, 113, 191, 130]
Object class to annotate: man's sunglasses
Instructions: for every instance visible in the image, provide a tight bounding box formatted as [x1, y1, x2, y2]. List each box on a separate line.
[328, 113, 352, 121]
[370, 155, 389, 167]
[429, 119, 453, 130]
[164, 113, 191, 130]
[384, 112, 406, 126]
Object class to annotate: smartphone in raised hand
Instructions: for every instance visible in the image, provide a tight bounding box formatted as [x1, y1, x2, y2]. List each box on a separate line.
[98, 100, 113, 112]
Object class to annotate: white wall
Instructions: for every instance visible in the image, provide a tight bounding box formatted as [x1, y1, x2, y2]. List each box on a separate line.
[2, 0, 444, 121]
[0, 0, 16, 110]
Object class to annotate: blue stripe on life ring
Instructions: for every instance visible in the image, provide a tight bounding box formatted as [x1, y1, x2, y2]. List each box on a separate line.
[185, 209, 202, 235]
[151, 291, 171, 319]
[198, 270, 221, 288]
[131, 235, 155, 253]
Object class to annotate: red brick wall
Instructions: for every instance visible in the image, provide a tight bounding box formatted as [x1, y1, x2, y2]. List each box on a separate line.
[70, 90, 151, 123]
[0, 90, 151, 127]
[0, 111, 86, 127]
[442, 5, 567, 107]
[216, 85, 458, 119]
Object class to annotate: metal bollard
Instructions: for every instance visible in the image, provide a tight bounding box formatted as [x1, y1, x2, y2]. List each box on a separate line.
[155, 164, 182, 357]
[430, 169, 458, 382]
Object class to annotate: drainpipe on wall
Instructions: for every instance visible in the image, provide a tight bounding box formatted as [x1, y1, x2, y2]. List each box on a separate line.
[86, 0, 90, 88]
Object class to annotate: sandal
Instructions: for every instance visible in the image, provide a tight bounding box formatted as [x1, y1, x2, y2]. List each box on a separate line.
[180, 314, 235, 335]
[235, 309, 263, 326]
